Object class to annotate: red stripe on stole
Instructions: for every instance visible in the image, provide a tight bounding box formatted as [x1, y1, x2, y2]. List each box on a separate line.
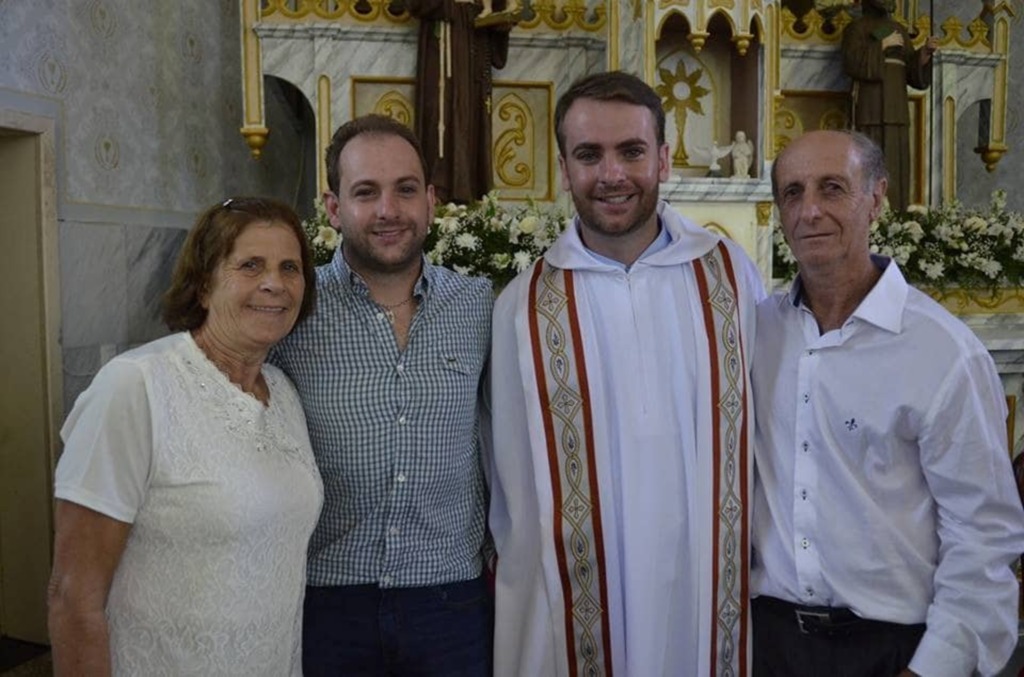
[563, 269, 614, 676]
[692, 249, 723, 677]
[717, 244, 750, 677]
[527, 262, 579, 675]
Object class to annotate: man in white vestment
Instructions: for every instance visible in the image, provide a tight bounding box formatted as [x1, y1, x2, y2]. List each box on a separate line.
[752, 129, 1024, 677]
[487, 71, 765, 676]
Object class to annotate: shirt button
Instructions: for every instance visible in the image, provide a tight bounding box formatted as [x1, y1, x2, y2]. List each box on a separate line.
[807, 349, 815, 356]
[398, 415, 407, 425]
[381, 574, 392, 585]
[388, 526, 399, 536]
[801, 538, 810, 549]
[805, 587, 815, 597]
[800, 489, 808, 500]
[376, 312, 386, 321]
[803, 393, 809, 404]
[802, 441, 809, 452]
[396, 473, 407, 483]
[396, 364, 405, 374]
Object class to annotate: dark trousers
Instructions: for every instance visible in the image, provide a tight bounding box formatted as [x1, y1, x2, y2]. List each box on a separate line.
[302, 576, 493, 677]
[753, 596, 926, 677]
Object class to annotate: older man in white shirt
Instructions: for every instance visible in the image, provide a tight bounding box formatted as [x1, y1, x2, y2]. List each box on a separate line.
[752, 129, 1024, 677]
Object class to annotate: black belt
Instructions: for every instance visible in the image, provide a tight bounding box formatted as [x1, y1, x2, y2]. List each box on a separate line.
[754, 596, 925, 638]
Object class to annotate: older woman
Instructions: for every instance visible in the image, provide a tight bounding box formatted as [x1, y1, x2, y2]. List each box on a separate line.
[47, 197, 323, 676]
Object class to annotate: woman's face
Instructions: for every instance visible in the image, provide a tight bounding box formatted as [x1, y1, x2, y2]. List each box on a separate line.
[200, 220, 306, 356]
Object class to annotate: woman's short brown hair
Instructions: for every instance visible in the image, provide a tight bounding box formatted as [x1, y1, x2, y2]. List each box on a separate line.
[162, 197, 317, 332]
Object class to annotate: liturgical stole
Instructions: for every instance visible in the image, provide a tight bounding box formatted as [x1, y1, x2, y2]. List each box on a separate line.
[526, 241, 750, 677]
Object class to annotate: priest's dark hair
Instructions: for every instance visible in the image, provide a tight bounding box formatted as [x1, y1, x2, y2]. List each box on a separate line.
[553, 71, 666, 156]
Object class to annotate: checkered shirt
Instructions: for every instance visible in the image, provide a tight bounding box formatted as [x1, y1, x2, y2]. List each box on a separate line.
[271, 252, 492, 588]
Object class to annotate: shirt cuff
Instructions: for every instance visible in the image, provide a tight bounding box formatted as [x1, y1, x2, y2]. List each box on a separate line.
[908, 630, 974, 677]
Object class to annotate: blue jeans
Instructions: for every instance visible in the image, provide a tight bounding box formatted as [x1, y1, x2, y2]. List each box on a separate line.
[302, 576, 493, 676]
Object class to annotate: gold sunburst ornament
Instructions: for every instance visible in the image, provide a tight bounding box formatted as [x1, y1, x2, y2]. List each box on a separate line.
[656, 60, 711, 167]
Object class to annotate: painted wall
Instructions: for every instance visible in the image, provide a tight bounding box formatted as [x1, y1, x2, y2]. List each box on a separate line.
[0, 0, 306, 409]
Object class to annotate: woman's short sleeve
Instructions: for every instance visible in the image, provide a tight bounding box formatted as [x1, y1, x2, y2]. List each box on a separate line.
[55, 357, 154, 523]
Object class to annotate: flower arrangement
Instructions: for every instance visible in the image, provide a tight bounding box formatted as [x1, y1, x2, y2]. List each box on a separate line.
[425, 191, 567, 289]
[302, 197, 340, 266]
[301, 191, 568, 289]
[773, 190, 1024, 291]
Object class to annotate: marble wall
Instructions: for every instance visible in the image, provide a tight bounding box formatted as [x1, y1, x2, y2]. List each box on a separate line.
[939, 0, 1024, 211]
[0, 0, 307, 409]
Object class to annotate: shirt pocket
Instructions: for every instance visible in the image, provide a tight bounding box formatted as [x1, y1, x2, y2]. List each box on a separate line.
[438, 352, 478, 378]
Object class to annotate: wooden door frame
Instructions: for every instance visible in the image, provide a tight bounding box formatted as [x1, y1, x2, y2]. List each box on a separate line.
[0, 105, 62, 642]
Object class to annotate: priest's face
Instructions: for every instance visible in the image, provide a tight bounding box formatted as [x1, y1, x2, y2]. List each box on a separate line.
[558, 98, 670, 262]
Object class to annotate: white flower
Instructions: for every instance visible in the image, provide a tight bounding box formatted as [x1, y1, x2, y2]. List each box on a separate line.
[513, 251, 534, 272]
[918, 260, 945, 280]
[907, 204, 929, 215]
[453, 264, 471, 276]
[438, 216, 461, 235]
[491, 252, 512, 269]
[455, 233, 480, 250]
[517, 215, 540, 235]
[313, 226, 339, 249]
[903, 220, 924, 242]
[979, 258, 1003, 279]
[964, 215, 988, 233]
[992, 189, 1007, 211]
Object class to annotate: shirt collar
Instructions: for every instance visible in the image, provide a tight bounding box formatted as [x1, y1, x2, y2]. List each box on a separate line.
[330, 247, 432, 299]
[579, 217, 672, 272]
[545, 201, 720, 271]
[785, 254, 907, 334]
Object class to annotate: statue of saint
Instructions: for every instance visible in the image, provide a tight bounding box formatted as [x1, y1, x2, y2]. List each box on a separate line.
[730, 131, 754, 178]
[407, 0, 517, 204]
[841, 0, 938, 211]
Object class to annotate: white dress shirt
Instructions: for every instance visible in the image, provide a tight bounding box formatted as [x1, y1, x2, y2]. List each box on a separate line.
[752, 258, 1024, 677]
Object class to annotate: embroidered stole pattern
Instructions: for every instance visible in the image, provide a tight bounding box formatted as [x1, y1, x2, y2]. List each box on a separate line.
[527, 242, 749, 677]
[693, 242, 750, 677]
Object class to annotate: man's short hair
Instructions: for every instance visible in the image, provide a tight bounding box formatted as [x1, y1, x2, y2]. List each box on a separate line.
[324, 114, 428, 194]
[553, 71, 666, 156]
[770, 129, 889, 201]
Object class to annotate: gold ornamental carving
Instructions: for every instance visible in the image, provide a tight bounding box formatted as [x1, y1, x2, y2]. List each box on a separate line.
[493, 94, 533, 189]
[518, 0, 606, 32]
[260, 0, 412, 24]
[373, 91, 414, 128]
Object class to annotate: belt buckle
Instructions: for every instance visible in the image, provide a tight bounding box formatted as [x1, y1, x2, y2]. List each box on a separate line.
[794, 609, 831, 635]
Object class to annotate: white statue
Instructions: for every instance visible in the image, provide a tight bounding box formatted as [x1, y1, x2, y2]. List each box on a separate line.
[730, 130, 754, 178]
[706, 141, 734, 176]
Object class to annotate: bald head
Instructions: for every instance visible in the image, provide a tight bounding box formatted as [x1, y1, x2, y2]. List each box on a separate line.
[772, 130, 887, 203]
